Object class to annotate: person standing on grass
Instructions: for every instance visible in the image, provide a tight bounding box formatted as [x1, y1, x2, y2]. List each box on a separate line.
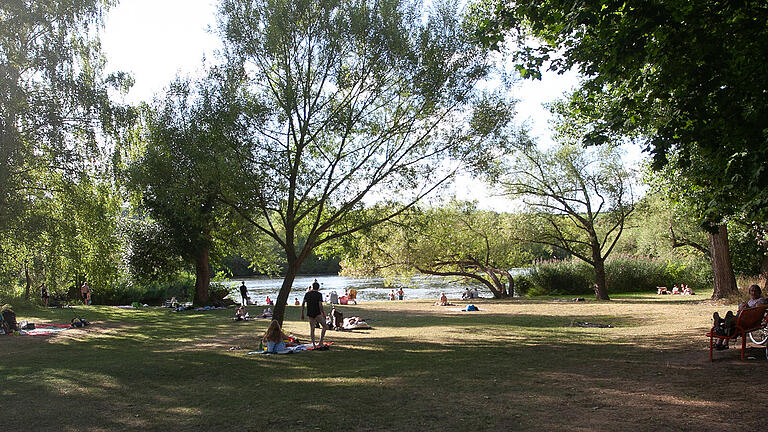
[80, 282, 91, 305]
[239, 281, 248, 306]
[40, 283, 49, 307]
[301, 282, 327, 348]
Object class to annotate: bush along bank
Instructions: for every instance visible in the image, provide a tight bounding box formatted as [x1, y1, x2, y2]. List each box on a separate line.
[514, 256, 713, 296]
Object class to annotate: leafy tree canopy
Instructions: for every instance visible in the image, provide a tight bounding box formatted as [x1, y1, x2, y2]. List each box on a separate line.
[471, 0, 768, 225]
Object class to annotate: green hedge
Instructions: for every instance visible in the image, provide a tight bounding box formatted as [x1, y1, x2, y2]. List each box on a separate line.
[515, 256, 712, 296]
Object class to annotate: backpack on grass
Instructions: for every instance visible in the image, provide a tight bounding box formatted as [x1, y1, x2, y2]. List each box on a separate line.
[1, 308, 18, 332]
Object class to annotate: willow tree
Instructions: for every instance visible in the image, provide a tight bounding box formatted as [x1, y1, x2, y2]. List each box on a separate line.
[341, 202, 530, 298]
[126, 73, 252, 305]
[217, 0, 511, 323]
[0, 0, 131, 235]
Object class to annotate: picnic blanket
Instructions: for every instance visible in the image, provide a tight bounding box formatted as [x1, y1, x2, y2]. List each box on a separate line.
[248, 342, 333, 355]
[19, 324, 71, 336]
[448, 305, 482, 312]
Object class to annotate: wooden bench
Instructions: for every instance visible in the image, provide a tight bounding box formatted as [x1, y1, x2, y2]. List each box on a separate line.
[706, 304, 768, 360]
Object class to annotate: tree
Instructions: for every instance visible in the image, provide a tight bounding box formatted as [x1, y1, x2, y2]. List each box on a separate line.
[342, 202, 531, 298]
[623, 189, 710, 260]
[126, 75, 246, 305]
[473, 0, 768, 222]
[217, 0, 512, 323]
[0, 0, 131, 235]
[471, 0, 768, 296]
[504, 144, 634, 300]
[646, 161, 739, 298]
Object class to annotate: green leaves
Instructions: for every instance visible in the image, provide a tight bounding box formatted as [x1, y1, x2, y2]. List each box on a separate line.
[471, 0, 768, 225]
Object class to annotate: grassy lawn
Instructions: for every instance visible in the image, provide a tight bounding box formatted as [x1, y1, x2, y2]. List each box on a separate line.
[2, 292, 766, 431]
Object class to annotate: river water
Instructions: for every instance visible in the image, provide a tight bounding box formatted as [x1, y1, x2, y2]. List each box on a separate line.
[228, 274, 511, 304]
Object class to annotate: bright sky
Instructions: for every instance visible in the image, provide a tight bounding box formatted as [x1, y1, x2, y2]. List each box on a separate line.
[100, 0, 644, 211]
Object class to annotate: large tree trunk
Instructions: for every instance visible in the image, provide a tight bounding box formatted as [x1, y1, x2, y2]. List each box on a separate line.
[193, 247, 211, 305]
[760, 255, 768, 291]
[709, 224, 738, 299]
[273, 261, 300, 325]
[484, 268, 509, 298]
[593, 259, 610, 300]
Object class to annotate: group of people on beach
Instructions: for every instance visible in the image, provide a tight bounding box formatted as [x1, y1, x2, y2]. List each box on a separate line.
[461, 287, 480, 299]
[388, 288, 404, 301]
[252, 278, 329, 353]
[657, 284, 694, 295]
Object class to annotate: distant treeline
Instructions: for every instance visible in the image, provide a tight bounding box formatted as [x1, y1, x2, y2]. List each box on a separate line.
[219, 254, 341, 277]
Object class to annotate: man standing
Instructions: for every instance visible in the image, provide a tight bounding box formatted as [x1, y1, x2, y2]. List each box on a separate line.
[80, 282, 91, 305]
[301, 282, 327, 348]
[239, 281, 248, 306]
[40, 283, 49, 307]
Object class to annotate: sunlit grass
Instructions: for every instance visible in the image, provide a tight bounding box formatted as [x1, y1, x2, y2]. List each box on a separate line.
[1, 291, 763, 431]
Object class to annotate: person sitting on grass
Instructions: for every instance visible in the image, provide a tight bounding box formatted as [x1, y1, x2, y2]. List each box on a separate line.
[255, 307, 273, 319]
[262, 320, 291, 353]
[712, 284, 768, 350]
[434, 292, 453, 306]
[233, 305, 250, 321]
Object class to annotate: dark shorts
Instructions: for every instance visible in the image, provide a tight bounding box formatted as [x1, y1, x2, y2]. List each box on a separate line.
[307, 313, 321, 319]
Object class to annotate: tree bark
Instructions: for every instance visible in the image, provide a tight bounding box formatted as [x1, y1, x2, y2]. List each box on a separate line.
[759, 254, 768, 291]
[273, 262, 300, 325]
[193, 247, 211, 305]
[593, 259, 610, 300]
[709, 224, 738, 299]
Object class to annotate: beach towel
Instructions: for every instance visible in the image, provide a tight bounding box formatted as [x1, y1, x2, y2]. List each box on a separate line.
[247, 342, 333, 355]
[341, 318, 371, 330]
[19, 324, 71, 336]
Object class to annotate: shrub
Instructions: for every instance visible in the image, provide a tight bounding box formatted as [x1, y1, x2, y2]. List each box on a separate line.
[515, 255, 713, 296]
[92, 276, 195, 305]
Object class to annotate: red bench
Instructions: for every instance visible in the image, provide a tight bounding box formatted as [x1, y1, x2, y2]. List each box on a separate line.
[706, 304, 768, 360]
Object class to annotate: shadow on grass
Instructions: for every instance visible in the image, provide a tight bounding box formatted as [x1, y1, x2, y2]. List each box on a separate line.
[3, 304, 767, 431]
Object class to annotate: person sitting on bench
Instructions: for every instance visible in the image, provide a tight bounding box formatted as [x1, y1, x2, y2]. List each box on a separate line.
[712, 284, 767, 350]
